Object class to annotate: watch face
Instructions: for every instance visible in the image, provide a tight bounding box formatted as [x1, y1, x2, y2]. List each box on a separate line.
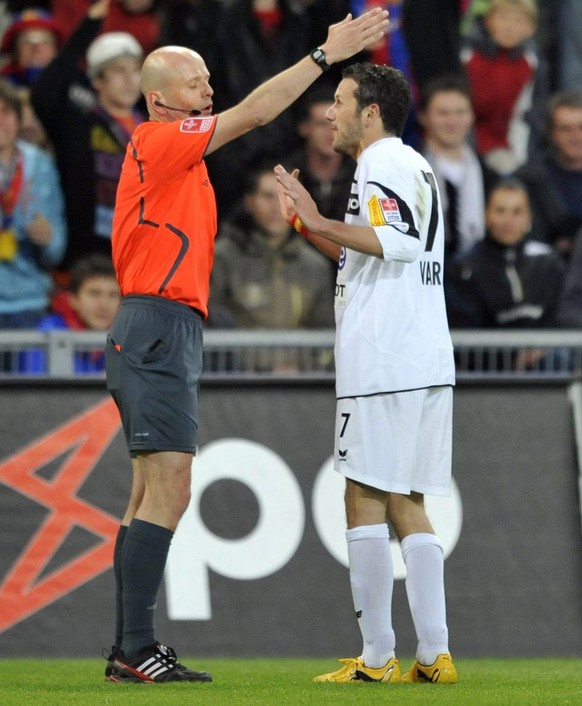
[310, 47, 329, 70]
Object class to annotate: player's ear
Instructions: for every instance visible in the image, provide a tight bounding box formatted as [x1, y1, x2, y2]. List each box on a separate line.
[368, 103, 380, 120]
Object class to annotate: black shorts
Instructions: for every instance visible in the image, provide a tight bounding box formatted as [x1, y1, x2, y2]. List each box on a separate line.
[105, 295, 203, 456]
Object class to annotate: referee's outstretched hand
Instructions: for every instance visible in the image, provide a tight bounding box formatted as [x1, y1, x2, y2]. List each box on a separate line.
[320, 8, 390, 66]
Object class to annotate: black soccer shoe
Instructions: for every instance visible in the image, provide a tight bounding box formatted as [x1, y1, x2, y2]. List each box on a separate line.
[103, 645, 123, 680]
[108, 642, 212, 683]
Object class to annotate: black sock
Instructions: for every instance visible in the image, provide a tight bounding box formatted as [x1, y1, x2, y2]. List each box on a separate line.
[121, 518, 173, 660]
[113, 524, 128, 648]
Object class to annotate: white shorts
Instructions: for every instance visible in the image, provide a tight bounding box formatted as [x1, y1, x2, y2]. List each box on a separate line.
[334, 386, 453, 496]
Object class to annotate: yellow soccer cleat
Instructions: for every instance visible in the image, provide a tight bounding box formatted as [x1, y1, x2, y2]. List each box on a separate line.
[314, 657, 401, 683]
[402, 652, 458, 684]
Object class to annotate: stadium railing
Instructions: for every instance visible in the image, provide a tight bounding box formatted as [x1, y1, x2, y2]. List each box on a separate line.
[1, 328, 582, 380]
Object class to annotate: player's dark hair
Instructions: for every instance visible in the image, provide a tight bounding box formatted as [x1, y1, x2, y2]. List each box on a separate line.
[68, 254, 116, 294]
[418, 73, 473, 113]
[341, 63, 411, 137]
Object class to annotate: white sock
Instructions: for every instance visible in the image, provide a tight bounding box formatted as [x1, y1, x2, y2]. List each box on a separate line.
[346, 523, 395, 668]
[401, 532, 449, 665]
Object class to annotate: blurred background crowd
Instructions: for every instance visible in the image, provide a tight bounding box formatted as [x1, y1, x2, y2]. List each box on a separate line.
[1, 0, 581, 352]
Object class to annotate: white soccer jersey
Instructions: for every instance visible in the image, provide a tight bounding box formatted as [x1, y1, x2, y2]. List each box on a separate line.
[334, 136, 455, 398]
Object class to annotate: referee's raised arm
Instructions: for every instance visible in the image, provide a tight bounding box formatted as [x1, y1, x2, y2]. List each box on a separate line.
[206, 8, 389, 154]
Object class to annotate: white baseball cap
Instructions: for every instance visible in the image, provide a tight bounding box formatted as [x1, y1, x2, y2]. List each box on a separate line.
[86, 32, 143, 78]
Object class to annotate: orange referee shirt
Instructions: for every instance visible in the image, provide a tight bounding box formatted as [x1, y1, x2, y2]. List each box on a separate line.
[112, 115, 218, 316]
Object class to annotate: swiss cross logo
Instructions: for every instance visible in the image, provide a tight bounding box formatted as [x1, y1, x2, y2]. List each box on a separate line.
[180, 117, 213, 133]
[379, 197, 401, 222]
[0, 398, 122, 633]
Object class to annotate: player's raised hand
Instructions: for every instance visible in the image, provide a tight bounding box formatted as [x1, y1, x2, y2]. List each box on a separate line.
[320, 8, 389, 65]
[274, 165, 321, 234]
[276, 167, 300, 224]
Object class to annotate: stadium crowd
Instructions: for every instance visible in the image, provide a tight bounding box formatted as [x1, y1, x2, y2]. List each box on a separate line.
[0, 0, 581, 363]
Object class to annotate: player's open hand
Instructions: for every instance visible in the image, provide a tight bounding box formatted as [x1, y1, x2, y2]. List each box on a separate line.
[274, 165, 321, 234]
[275, 167, 299, 224]
[320, 8, 389, 65]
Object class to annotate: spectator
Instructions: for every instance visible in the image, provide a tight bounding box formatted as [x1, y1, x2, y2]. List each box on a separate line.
[516, 89, 582, 259]
[352, 1, 420, 147]
[31, 0, 145, 272]
[402, 0, 465, 93]
[209, 0, 313, 219]
[0, 78, 66, 331]
[353, 1, 408, 71]
[0, 8, 60, 87]
[0, 8, 62, 146]
[158, 0, 227, 108]
[209, 163, 334, 333]
[22, 253, 120, 373]
[51, 0, 160, 55]
[282, 85, 354, 287]
[461, 0, 547, 175]
[557, 226, 582, 327]
[39, 253, 120, 332]
[418, 73, 497, 259]
[445, 177, 566, 331]
[555, 0, 582, 91]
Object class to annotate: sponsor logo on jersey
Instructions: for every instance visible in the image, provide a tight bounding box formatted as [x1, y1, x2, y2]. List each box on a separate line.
[180, 117, 214, 133]
[346, 178, 359, 216]
[368, 195, 401, 226]
[338, 247, 347, 271]
[347, 196, 359, 216]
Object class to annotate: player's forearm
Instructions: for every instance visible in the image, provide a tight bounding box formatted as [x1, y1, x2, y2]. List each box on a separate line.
[308, 217, 384, 258]
[304, 230, 342, 262]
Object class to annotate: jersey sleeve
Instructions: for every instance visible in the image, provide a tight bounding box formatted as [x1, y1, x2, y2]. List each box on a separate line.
[136, 116, 218, 180]
[359, 163, 422, 263]
[361, 181, 420, 262]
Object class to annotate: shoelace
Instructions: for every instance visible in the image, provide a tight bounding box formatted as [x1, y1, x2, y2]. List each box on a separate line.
[158, 644, 187, 670]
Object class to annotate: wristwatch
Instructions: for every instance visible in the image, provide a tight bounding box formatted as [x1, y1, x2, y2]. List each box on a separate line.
[309, 47, 330, 72]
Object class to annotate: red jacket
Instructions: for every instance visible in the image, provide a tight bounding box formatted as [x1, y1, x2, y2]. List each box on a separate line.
[52, 1, 160, 54]
[463, 46, 535, 154]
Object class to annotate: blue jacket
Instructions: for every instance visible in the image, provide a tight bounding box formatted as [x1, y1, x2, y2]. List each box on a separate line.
[19, 314, 106, 374]
[0, 140, 67, 314]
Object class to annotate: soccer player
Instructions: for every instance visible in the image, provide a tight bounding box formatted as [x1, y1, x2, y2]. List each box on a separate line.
[102, 10, 389, 684]
[275, 63, 458, 684]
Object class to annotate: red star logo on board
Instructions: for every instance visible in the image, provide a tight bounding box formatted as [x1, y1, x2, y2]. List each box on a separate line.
[0, 398, 121, 633]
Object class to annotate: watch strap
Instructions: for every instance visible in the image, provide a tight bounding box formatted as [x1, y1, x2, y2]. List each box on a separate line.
[309, 47, 330, 72]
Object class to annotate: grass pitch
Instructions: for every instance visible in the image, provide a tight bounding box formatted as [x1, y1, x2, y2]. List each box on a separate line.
[1, 657, 581, 705]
